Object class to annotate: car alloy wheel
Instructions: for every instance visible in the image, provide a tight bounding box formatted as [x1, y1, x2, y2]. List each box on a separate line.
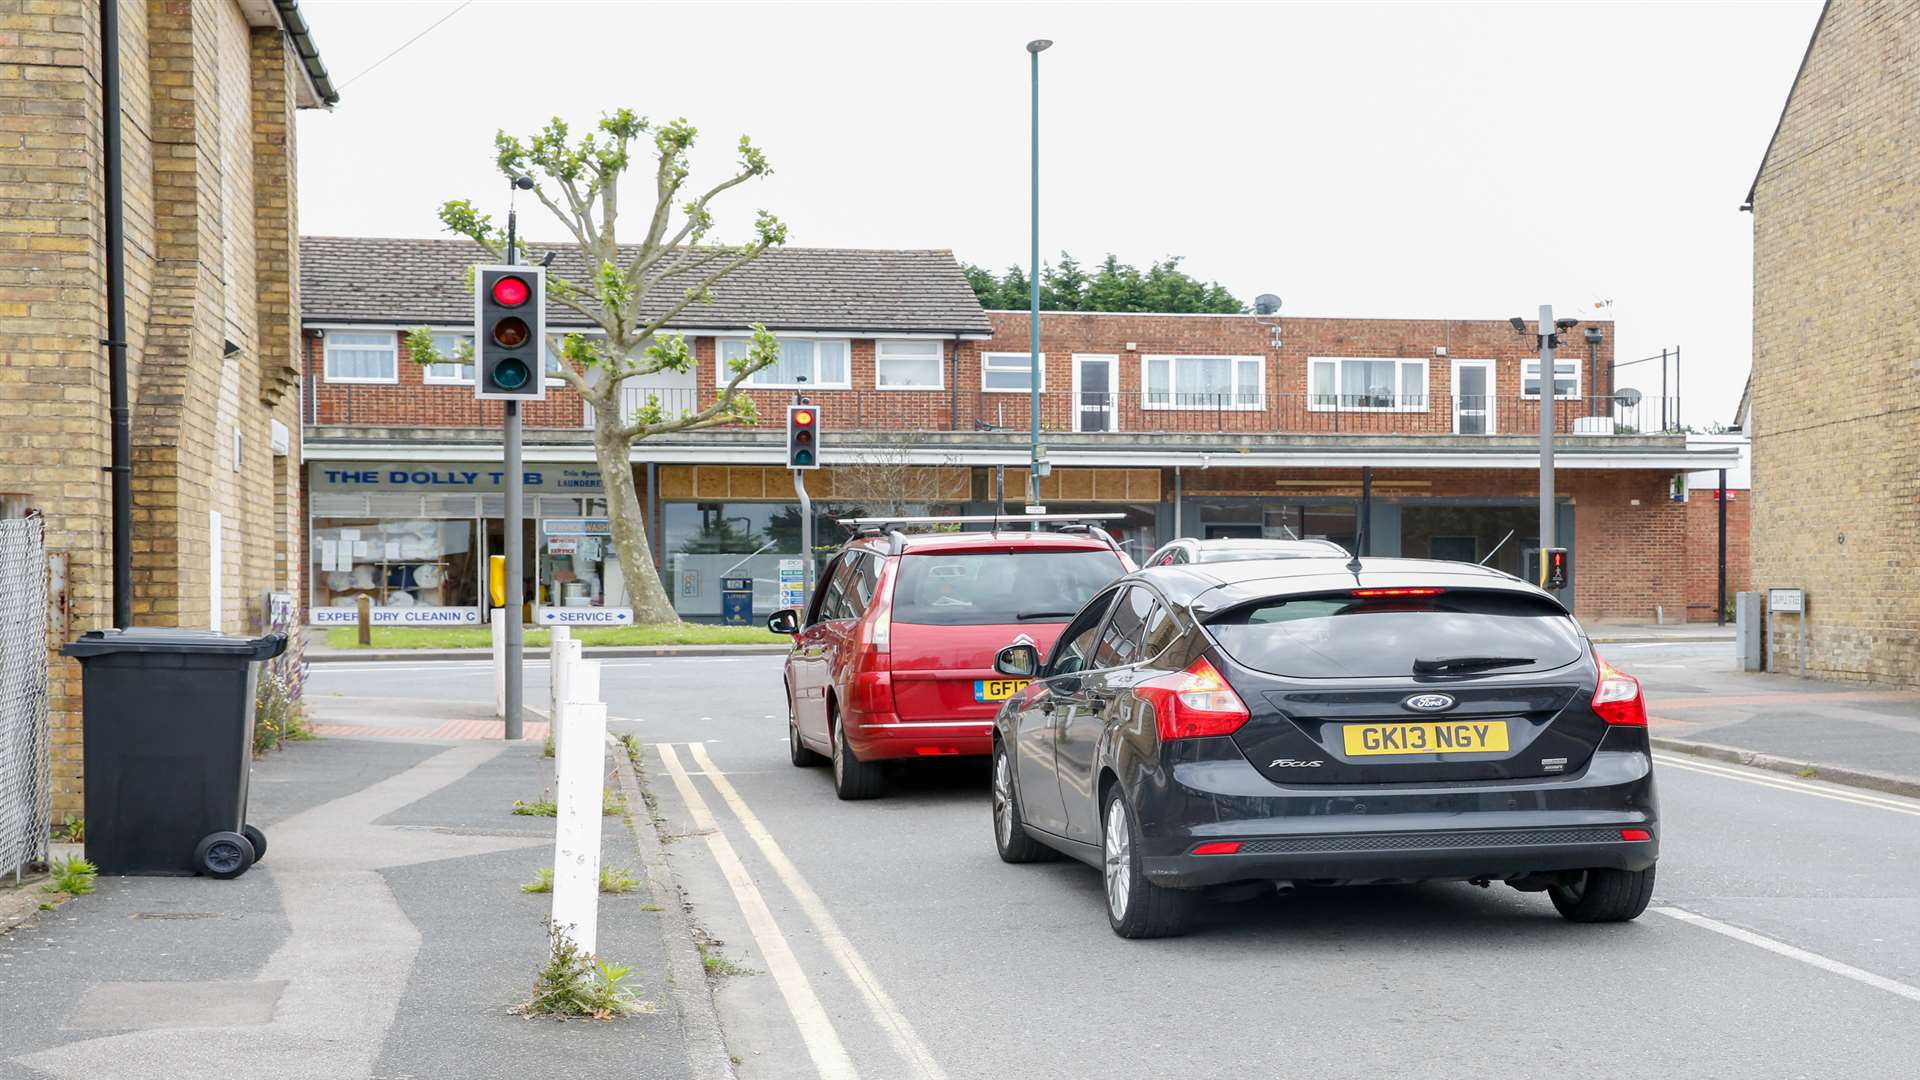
[1104, 797, 1131, 921]
[993, 750, 1014, 848]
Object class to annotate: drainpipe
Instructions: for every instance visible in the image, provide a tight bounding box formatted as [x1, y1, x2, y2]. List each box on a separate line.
[101, 0, 132, 630]
[948, 336, 959, 431]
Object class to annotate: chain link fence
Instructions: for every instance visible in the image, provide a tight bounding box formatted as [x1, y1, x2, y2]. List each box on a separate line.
[0, 516, 50, 881]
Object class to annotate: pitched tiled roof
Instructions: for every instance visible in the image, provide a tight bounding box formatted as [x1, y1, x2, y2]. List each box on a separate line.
[299, 235, 992, 336]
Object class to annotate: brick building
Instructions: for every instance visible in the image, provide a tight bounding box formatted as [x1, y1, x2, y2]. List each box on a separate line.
[299, 236, 1744, 629]
[1745, 0, 1919, 681]
[0, 0, 335, 813]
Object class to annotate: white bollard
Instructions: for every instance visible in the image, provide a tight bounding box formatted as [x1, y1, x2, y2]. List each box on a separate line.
[550, 632, 582, 761]
[548, 623, 572, 733]
[550, 657, 608, 955]
[492, 614, 506, 719]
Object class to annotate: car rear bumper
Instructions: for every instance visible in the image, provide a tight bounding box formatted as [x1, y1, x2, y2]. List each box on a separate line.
[846, 713, 994, 760]
[1132, 729, 1659, 888]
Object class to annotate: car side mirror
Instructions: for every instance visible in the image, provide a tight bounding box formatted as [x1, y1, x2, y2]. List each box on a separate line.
[994, 643, 1039, 678]
[767, 609, 800, 636]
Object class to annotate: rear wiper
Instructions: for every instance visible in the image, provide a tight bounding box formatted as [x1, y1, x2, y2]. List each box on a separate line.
[1015, 609, 1077, 620]
[1412, 655, 1533, 675]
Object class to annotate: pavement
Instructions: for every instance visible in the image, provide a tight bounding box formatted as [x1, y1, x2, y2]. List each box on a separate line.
[281, 645, 1920, 1080]
[0, 709, 705, 1079]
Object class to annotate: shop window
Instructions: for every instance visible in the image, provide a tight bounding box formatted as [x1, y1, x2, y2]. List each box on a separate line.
[311, 517, 478, 618]
[876, 340, 944, 389]
[1308, 357, 1428, 411]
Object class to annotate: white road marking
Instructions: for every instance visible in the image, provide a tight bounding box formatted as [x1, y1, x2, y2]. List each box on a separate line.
[1654, 754, 1920, 817]
[1654, 906, 1920, 1005]
[656, 744, 858, 1080]
[689, 742, 949, 1080]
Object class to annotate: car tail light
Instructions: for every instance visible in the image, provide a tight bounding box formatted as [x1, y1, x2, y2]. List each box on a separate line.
[867, 598, 891, 655]
[1135, 656, 1251, 741]
[1620, 828, 1652, 842]
[1191, 841, 1242, 855]
[1591, 657, 1647, 726]
[853, 669, 894, 716]
[1351, 587, 1443, 598]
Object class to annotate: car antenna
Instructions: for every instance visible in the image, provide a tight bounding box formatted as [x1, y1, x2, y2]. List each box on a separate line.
[1480, 529, 1517, 566]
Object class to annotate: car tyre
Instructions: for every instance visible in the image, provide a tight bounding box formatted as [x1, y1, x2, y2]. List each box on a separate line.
[992, 740, 1055, 863]
[1549, 864, 1656, 923]
[787, 692, 824, 768]
[831, 710, 885, 800]
[1102, 786, 1194, 939]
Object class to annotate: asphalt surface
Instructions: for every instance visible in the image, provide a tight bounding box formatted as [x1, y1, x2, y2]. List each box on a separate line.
[298, 645, 1920, 1080]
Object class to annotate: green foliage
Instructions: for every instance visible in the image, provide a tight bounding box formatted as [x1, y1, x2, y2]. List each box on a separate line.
[599, 865, 640, 894]
[543, 734, 555, 759]
[697, 941, 755, 979]
[515, 918, 643, 1020]
[253, 663, 311, 756]
[963, 252, 1246, 314]
[512, 797, 558, 818]
[405, 325, 474, 369]
[619, 732, 643, 765]
[522, 868, 554, 893]
[44, 855, 96, 897]
[54, 815, 84, 844]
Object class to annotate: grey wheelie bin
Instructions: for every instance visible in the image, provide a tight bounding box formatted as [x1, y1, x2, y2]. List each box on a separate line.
[60, 628, 288, 878]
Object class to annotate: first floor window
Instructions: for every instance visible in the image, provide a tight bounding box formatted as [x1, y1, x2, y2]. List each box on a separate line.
[1522, 359, 1580, 399]
[1309, 357, 1428, 410]
[982, 352, 1044, 392]
[423, 332, 474, 383]
[1144, 355, 1263, 408]
[875, 339, 944, 389]
[720, 337, 849, 388]
[324, 331, 398, 382]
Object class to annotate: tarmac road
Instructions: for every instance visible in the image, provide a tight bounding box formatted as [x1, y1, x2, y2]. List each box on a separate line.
[310, 649, 1920, 1080]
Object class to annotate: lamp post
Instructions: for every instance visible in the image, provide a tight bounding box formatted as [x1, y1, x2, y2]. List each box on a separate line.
[1027, 38, 1051, 524]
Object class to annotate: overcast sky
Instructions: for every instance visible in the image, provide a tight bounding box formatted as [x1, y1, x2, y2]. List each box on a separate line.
[297, 0, 1822, 429]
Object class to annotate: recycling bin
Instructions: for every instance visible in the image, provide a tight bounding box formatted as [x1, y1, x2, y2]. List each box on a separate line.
[60, 628, 288, 878]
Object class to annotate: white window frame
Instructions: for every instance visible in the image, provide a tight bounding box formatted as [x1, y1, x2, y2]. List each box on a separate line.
[874, 338, 945, 391]
[421, 331, 475, 385]
[1521, 357, 1582, 400]
[713, 335, 853, 390]
[1141, 354, 1266, 411]
[1450, 357, 1498, 435]
[322, 330, 399, 384]
[981, 352, 1046, 394]
[1306, 356, 1430, 412]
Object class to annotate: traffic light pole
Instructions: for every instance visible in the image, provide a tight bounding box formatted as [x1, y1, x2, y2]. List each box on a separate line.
[502, 204, 525, 741]
[1537, 303, 1556, 567]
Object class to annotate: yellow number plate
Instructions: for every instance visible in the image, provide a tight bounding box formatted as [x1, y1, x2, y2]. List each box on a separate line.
[975, 679, 1030, 702]
[1343, 720, 1510, 756]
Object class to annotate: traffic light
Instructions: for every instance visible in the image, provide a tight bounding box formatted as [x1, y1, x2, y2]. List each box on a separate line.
[475, 265, 546, 401]
[786, 404, 820, 470]
[1540, 547, 1569, 591]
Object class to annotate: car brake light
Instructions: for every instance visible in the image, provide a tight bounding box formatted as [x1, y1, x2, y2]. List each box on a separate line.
[1591, 657, 1647, 726]
[1351, 587, 1443, 598]
[867, 599, 891, 655]
[1620, 828, 1652, 842]
[1191, 841, 1241, 855]
[1135, 656, 1250, 741]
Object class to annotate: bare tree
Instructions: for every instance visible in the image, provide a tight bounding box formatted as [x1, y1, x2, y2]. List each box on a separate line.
[826, 437, 968, 519]
[410, 111, 783, 624]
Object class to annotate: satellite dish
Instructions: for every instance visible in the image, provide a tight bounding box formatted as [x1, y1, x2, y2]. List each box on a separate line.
[1254, 293, 1282, 315]
[1614, 387, 1643, 407]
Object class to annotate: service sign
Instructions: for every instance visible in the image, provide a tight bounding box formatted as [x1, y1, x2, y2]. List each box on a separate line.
[1767, 587, 1805, 614]
[536, 605, 635, 626]
[312, 606, 482, 627]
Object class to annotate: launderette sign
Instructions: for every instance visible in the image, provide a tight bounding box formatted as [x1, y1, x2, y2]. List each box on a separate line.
[312, 606, 482, 626]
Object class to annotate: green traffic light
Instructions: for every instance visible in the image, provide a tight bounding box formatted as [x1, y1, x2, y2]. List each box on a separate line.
[492, 357, 531, 390]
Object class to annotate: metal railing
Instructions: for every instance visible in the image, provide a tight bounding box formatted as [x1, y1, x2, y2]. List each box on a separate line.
[980, 392, 1686, 436]
[0, 516, 50, 881]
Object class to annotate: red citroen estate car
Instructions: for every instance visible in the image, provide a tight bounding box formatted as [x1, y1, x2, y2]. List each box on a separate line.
[770, 521, 1133, 799]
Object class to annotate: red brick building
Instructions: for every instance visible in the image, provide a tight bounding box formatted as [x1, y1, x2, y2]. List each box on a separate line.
[298, 236, 1744, 626]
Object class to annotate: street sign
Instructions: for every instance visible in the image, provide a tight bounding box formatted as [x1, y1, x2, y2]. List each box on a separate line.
[778, 558, 806, 610]
[1768, 587, 1805, 614]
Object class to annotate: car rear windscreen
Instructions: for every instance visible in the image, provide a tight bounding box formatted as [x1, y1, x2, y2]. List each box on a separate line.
[892, 550, 1124, 625]
[1204, 589, 1585, 679]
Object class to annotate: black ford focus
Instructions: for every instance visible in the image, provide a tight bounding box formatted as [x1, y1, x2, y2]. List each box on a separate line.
[988, 556, 1658, 939]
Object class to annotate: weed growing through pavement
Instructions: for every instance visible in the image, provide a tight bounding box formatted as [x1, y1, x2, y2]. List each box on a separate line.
[697, 940, 755, 980]
[512, 795, 558, 817]
[520, 865, 640, 895]
[543, 734, 555, 758]
[53, 815, 85, 843]
[1796, 766, 1818, 778]
[514, 918, 644, 1020]
[639, 903, 664, 912]
[619, 732, 643, 764]
[43, 855, 96, 896]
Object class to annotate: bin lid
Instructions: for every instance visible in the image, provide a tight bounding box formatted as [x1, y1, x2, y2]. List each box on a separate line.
[61, 628, 288, 661]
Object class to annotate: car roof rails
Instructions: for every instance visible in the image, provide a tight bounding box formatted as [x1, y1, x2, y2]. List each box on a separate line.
[835, 513, 1130, 557]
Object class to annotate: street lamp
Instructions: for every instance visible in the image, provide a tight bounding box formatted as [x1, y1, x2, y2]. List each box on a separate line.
[1027, 38, 1051, 525]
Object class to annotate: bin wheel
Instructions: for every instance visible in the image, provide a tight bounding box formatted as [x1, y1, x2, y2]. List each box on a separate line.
[241, 824, 267, 864]
[194, 831, 255, 880]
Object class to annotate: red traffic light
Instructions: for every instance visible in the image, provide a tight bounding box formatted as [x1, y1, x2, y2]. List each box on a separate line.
[491, 275, 530, 307]
[792, 409, 814, 426]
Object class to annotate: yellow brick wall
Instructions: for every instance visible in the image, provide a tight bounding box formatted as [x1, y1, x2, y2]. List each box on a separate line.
[0, 0, 311, 814]
[1749, 0, 1920, 682]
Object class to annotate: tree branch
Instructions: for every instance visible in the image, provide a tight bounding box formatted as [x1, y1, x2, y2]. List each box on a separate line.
[633, 243, 769, 339]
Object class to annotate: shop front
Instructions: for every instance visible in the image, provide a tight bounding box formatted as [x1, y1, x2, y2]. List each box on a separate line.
[307, 461, 627, 626]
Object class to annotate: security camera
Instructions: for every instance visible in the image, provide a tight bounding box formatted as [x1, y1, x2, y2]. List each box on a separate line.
[1555, 317, 1579, 331]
